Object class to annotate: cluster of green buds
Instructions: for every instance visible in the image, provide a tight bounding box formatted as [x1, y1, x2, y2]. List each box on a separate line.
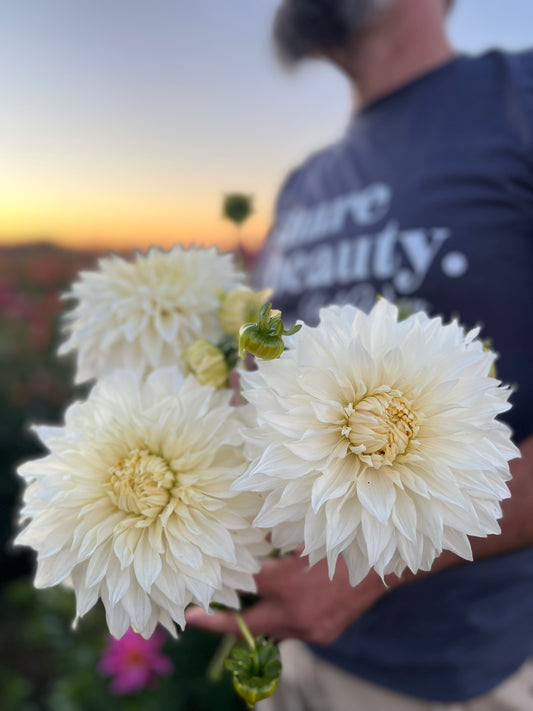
[183, 289, 294, 390]
[239, 303, 301, 361]
[225, 613, 281, 709]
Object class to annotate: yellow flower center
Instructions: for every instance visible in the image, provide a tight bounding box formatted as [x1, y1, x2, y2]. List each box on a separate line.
[108, 449, 174, 517]
[342, 388, 419, 468]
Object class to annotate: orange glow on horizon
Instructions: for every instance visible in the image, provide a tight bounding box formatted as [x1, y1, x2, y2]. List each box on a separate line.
[0, 181, 273, 254]
[0, 223, 267, 254]
[0, 200, 269, 254]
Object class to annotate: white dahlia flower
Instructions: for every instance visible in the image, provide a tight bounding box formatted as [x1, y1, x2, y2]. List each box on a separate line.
[16, 368, 268, 638]
[235, 299, 518, 585]
[59, 246, 244, 383]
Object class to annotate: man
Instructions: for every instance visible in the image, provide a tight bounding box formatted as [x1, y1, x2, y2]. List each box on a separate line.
[187, 1, 533, 708]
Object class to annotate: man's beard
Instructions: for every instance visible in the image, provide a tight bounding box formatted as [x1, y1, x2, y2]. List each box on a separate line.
[273, 0, 390, 66]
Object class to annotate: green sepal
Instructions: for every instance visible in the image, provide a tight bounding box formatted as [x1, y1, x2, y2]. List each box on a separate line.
[238, 303, 302, 361]
[225, 635, 281, 709]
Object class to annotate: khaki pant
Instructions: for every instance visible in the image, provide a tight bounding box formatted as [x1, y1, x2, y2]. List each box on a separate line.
[258, 640, 533, 711]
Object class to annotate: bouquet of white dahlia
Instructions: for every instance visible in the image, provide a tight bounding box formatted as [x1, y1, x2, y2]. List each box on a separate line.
[15, 244, 518, 709]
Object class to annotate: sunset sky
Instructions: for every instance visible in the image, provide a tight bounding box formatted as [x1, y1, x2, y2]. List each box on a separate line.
[2, 0, 532, 253]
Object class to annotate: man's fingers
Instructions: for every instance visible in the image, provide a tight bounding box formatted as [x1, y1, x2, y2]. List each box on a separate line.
[254, 549, 309, 594]
[185, 607, 241, 634]
[185, 601, 289, 640]
[237, 600, 287, 639]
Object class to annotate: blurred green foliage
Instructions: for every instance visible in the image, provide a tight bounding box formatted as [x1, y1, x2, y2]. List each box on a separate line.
[0, 244, 98, 584]
[0, 580, 246, 710]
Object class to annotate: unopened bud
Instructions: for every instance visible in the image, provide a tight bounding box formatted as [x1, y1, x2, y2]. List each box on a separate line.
[219, 287, 273, 338]
[238, 303, 301, 361]
[183, 339, 228, 388]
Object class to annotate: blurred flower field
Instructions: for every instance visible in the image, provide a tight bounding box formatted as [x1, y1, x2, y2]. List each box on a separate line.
[0, 243, 97, 586]
[0, 243, 246, 711]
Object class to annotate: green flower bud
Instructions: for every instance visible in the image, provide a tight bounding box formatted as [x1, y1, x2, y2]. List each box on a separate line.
[226, 635, 281, 709]
[182, 339, 229, 388]
[219, 287, 273, 338]
[238, 303, 301, 361]
[239, 323, 285, 360]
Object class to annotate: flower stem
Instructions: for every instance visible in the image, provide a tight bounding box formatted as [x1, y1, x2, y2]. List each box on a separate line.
[234, 611, 256, 652]
[207, 633, 237, 683]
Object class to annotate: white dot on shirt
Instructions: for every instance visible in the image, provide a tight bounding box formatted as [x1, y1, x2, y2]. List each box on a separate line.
[441, 252, 469, 278]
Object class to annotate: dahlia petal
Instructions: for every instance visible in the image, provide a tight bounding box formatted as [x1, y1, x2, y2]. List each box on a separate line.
[85, 545, 113, 587]
[122, 586, 153, 633]
[123, 310, 149, 342]
[185, 576, 215, 611]
[391, 489, 417, 543]
[278, 477, 314, 507]
[102, 599, 131, 640]
[107, 562, 132, 606]
[255, 500, 306, 528]
[311, 458, 354, 513]
[150, 587, 185, 631]
[35, 552, 75, 587]
[133, 534, 162, 592]
[72, 569, 100, 617]
[164, 528, 203, 569]
[437, 500, 488, 537]
[211, 586, 240, 609]
[308, 546, 327, 567]
[37, 522, 74, 558]
[218, 565, 257, 593]
[303, 509, 327, 554]
[286, 428, 343, 461]
[271, 521, 305, 552]
[297, 367, 348, 402]
[356, 470, 397, 524]
[342, 542, 371, 586]
[396, 533, 423, 573]
[157, 607, 180, 638]
[360, 512, 394, 567]
[441, 529, 473, 561]
[188, 515, 237, 565]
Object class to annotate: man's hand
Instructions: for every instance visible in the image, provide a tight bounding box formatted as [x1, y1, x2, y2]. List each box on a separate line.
[185, 552, 388, 645]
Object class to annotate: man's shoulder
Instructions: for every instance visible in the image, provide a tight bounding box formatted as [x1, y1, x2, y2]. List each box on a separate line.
[467, 48, 533, 84]
[276, 137, 348, 209]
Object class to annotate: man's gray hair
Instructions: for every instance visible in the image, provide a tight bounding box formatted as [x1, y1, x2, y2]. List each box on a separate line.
[273, 0, 391, 66]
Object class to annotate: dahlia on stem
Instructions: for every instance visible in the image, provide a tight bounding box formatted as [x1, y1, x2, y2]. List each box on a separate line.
[16, 367, 268, 638]
[235, 299, 518, 584]
[59, 246, 244, 383]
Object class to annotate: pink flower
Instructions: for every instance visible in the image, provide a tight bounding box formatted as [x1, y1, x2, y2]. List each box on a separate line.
[98, 628, 173, 695]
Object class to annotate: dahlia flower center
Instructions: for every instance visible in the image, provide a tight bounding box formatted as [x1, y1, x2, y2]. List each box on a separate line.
[108, 449, 174, 517]
[342, 389, 419, 467]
